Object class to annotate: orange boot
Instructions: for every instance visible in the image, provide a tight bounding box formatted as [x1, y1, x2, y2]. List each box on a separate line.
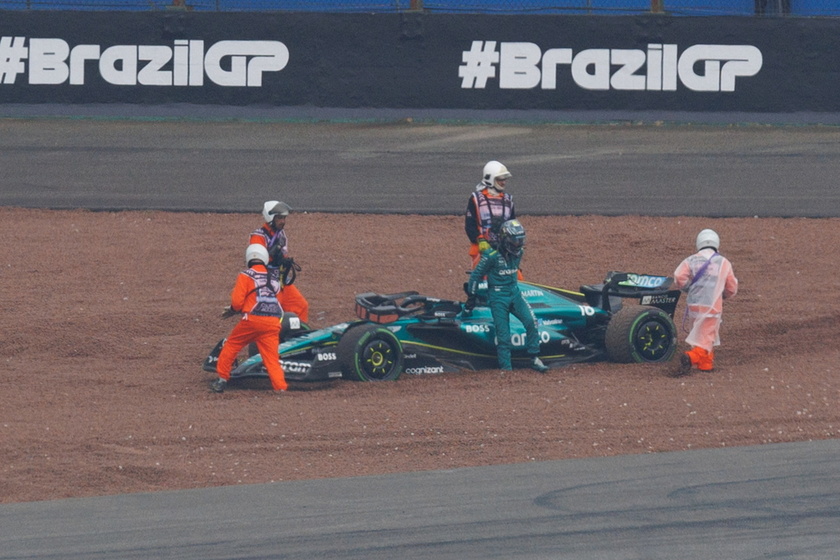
[696, 348, 715, 371]
[675, 347, 713, 377]
[674, 350, 695, 377]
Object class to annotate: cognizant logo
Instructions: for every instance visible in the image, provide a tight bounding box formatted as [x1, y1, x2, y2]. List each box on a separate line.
[459, 41, 762, 92]
[0, 37, 288, 87]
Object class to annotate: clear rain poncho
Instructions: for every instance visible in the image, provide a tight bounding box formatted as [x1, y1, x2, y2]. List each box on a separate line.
[673, 248, 738, 351]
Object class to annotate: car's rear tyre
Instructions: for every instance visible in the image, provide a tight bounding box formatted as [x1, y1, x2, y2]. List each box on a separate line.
[337, 324, 404, 381]
[605, 306, 677, 363]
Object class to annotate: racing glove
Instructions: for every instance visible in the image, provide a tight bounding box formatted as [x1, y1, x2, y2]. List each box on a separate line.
[464, 294, 477, 312]
[268, 244, 285, 265]
[477, 239, 491, 253]
[277, 257, 301, 285]
[221, 306, 238, 319]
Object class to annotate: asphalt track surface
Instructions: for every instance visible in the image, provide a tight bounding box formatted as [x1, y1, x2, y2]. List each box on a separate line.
[2, 441, 839, 559]
[3, 106, 840, 559]
[2, 104, 840, 217]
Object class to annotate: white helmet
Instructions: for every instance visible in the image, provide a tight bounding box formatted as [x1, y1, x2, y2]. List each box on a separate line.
[695, 229, 720, 251]
[262, 200, 291, 223]
[481, 160, 512, 189]
[245, 243, 269, 266]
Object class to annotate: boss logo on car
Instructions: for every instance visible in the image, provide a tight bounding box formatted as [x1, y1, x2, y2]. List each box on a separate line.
[464, 324, 491, 333]
[316, 352, 337, 361]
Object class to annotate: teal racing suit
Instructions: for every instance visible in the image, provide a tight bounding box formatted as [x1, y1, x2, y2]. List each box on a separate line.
[467, 248, 541, 370]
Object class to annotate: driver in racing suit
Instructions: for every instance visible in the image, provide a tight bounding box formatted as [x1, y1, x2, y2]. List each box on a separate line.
[212, 244, 287, 393]
[465, 219, 549, 373]
[249, 200, 310, 324]
[672, 228, 738, 376]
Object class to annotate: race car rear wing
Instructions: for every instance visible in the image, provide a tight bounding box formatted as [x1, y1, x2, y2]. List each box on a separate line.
[581, 271, 681, 316]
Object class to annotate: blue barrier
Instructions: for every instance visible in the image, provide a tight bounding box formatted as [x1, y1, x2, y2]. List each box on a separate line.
[0, 0, 834, 15]
[663, 0, 754, 15]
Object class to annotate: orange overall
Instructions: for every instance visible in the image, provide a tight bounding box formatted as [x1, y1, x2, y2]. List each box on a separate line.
[674, 249, 738, 371]
[216, 264, 288, 391]
[465, 188, 523, 278]
[250, 224, 310, 323]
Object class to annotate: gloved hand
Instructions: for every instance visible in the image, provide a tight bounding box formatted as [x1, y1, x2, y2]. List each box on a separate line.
[268, 244, 285, 264]
[464, 295, 477, 312]
[477, 239, 491, 253]
[221, 306, 238, 319]
[278, 257, 301, 285]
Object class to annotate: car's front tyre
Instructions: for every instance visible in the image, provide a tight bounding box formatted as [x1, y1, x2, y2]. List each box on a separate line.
[337, 324, 404, 381]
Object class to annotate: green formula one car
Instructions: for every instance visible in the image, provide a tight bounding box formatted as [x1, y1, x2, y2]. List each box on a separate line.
[203, 271, 681, 383]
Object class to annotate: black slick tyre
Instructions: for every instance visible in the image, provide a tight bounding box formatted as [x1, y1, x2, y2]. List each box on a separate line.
[337, 324, 404, 381]
[605, 305, 677, 363]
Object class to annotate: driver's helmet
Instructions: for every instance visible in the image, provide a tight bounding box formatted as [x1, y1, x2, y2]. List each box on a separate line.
[499, 219, 526, 257]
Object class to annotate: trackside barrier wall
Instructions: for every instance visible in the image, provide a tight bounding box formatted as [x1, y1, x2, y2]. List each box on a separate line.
[1, 12, 839, 112]
[1, 1, 836, 16]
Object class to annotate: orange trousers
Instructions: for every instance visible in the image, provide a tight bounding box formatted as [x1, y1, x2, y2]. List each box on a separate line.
[279, 284, 309, 323]
[217, 316, 287, 391]
[685, 347, 715, 372]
